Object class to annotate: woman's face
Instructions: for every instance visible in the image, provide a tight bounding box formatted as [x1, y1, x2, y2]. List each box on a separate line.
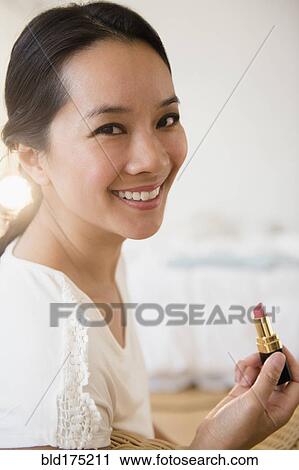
[45, 39, 188, 240]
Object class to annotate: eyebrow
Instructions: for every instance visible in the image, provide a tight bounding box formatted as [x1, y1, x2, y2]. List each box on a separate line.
[84, 94, 180, 120]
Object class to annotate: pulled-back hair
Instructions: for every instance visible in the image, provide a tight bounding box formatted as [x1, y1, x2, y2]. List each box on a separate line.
[0, 1, 171, 256]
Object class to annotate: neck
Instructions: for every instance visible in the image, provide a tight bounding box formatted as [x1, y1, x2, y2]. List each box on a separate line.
[21, 198, 125, 285]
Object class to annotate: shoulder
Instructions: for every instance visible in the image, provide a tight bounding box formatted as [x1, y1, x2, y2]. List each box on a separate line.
[0, 257, 68, 352]
[0, 247, 64, 297]
[0, 246, 68, 382]
[0, 239, 68, 342]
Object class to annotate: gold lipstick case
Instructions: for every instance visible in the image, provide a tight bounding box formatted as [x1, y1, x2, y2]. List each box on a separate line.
[254, 315, 292, 385]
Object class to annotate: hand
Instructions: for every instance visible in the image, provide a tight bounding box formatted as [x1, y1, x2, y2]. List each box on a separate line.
[188, 346, 299, 449]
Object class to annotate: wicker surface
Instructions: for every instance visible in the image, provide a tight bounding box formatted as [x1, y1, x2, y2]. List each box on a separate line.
[108, 428, 176, 450]
[253, 407, 299, 450]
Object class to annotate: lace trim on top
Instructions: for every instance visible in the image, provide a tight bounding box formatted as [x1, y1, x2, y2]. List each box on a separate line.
[56, 276, 103, 449]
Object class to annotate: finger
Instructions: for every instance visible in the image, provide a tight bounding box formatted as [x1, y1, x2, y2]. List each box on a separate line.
[235, 365, 253, 385]
[282, 381, 299, 412]
[239, 366, 260, 387]
[281, 346, 299, 382]
[235, 353, 262, 378]
[235, 354, 262, 383]
[251, 352, 286, 404]
[279, 346, 299, 409]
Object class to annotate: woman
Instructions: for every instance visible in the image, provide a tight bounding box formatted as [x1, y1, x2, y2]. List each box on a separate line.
[0, 1, 298, 450]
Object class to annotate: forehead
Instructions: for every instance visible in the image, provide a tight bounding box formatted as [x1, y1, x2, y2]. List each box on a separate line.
[61, 39, 173, 113]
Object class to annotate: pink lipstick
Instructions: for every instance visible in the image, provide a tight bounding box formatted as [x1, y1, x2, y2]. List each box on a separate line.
[253, 302, 292, 385]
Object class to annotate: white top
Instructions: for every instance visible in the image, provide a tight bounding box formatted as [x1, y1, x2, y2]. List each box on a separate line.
[0, 236, 154, 449]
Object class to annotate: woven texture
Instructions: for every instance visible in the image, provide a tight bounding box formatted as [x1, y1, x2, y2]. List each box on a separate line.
[253, 406, 299, 450]
[108, 428, 177, 450]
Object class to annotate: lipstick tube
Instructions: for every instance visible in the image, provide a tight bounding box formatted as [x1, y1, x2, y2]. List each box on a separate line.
[253, 303, 292, 385]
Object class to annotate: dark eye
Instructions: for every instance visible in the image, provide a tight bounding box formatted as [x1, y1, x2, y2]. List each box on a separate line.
[91, 123, 125, 136]
[90, 112, 180, 137]
[157, 112, 180, 129]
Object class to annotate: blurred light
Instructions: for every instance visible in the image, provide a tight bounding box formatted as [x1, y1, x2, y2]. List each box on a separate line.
[0, 174, 32, 212]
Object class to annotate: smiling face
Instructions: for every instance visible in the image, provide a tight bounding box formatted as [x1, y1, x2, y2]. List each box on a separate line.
[44, 39, 188, 240]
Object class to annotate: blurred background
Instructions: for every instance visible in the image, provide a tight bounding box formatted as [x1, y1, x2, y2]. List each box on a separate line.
[1, 0, 299, 444]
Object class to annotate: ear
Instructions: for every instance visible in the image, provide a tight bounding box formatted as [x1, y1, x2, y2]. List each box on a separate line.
[17, 143, 50, 186]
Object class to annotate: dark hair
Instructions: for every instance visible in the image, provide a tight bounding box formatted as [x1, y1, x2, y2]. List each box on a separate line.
[0, 1, 171, 256]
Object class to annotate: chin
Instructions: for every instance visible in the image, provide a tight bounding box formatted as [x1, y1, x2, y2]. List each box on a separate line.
[124, 220, 163, 240]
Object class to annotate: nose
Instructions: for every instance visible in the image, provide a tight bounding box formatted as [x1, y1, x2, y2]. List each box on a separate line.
[123, 131, 171, 177]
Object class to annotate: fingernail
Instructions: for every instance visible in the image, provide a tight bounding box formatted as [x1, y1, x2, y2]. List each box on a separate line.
[268, 352, 286, 369]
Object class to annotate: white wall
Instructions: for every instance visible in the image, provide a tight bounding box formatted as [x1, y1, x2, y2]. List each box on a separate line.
[1, 0, 298, 237]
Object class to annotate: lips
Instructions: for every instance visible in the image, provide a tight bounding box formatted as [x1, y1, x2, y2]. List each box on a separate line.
[110, 180, 165, 210]
[110, 179, 166, 193]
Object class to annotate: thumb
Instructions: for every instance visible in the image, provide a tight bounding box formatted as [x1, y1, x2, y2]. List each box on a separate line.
[251, 352, 286, 403]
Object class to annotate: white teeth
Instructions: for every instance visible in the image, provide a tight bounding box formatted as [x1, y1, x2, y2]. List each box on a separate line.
[114, 185, 161, 201]
[141, 192, 150, 201]
[132, 192, 141, 201]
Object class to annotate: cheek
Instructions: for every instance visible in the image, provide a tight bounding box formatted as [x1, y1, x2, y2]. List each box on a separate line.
[49, 150, 114, 207]
[77, 158, 116, 207]
[166, 128, 188, 168]
[84, 166, 113, 199]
